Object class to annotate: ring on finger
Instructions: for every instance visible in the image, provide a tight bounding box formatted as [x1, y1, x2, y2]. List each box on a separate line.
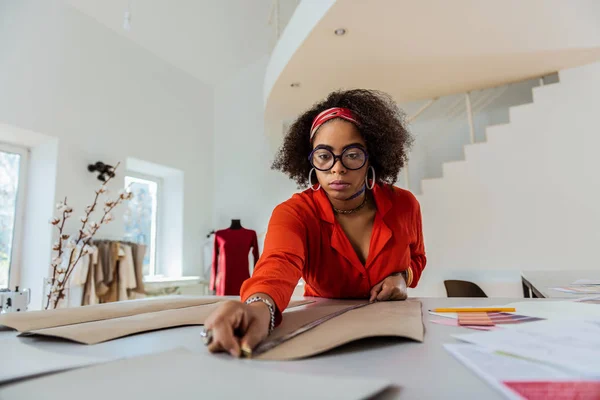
[200, 328, 213, 346]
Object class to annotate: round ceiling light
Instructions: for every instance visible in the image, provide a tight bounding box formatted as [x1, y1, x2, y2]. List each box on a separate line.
[334, 28, 346, 36]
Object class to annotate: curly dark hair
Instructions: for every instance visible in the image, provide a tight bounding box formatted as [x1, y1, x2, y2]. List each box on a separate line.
[272, 89, 413, 187]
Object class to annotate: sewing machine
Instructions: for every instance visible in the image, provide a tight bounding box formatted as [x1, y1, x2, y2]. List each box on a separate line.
[0, 286, 31, 313]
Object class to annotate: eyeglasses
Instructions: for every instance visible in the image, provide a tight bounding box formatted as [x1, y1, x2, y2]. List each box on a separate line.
[308, 145, 368, 171]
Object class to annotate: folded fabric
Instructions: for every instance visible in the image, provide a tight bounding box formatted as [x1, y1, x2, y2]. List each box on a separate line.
[10, 298, 416, 361]
[10, 298, 316, 344]
[22, 304, 222, 344]
[255, 299, 424, 361]
[0, 296, 221, 332]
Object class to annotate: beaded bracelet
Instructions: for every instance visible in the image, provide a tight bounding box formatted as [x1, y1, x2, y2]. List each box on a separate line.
[245, 296, 275, 334]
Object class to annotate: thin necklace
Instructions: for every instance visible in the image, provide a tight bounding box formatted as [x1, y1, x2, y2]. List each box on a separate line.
[332, 194, 367, 215]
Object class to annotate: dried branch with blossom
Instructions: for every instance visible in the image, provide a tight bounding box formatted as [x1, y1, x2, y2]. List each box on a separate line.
[46, 162, 133, 309]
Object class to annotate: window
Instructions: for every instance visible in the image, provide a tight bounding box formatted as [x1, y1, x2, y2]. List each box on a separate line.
[0, 143, 27, 289]
[124, 174, 160, 277]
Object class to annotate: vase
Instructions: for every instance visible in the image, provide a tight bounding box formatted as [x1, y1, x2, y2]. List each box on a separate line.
[42, 277, 71, 310]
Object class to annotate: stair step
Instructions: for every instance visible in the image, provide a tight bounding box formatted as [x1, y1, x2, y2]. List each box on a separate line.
[485, 124, 511, 145]
[442, 161, 468, 178]
[509, 102, 537, 123]
[464, 143, 490, 162]
[532, 82, 562, 105]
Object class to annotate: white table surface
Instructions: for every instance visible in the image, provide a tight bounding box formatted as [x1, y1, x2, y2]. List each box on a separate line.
[521, 270, 600, 298]
[1, 297, 548, 399]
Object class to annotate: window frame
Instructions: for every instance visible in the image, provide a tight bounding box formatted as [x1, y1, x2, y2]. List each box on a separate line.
[124, 171, 162, 278]
[0, 142, 29, 290]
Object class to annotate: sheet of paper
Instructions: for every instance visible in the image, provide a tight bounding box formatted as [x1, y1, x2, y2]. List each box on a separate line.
[0, 339, 109, 384]
[445, 344, 596, 400]
[570, 295, 600, 304]
[503, 301, 600, 320]
[572, 279, 600, 285]
[454, 320, 600, 377]
[0, 348, 391, 400]
[429, 311, 459, 319]
[550, 286, 600, 294]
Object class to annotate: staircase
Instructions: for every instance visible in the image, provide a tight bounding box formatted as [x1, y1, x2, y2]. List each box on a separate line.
[410, 61, 600, 297]
[404, 77, 556, 194]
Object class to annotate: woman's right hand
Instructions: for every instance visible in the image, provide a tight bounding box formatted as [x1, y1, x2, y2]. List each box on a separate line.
[203, 300, 271, 357]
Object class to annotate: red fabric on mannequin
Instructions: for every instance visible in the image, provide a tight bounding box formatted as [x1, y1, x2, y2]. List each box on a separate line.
[210, 228, 259, 296]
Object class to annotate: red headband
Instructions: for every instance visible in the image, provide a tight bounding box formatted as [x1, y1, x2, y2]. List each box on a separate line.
[309, 107, 359, 141]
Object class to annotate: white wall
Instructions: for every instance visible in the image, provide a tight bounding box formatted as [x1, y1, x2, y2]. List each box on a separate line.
[17, 136, 59, 299]
[0, 0, 213, 306]
[214, 56, 297, 245]
[413, 62, 600, 296]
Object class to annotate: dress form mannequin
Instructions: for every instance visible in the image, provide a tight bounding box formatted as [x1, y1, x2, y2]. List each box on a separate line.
[210, 219, 259, 296]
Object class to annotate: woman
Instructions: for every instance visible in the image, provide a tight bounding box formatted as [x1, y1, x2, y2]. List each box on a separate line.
[204, 89, 426, 357]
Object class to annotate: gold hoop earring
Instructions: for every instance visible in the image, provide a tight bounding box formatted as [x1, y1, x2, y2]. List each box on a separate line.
[309, 168, 321, 191]
[365, 166, 376, 190]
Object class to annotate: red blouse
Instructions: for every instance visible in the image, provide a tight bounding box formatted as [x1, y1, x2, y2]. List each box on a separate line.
[241, 183, 426, 319]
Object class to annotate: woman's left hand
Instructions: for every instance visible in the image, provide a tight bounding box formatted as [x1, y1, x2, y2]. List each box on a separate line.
[369, 273, 408, 302]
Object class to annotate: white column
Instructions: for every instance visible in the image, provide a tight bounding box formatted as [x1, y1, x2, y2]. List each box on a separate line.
[465, 92, 475, 144]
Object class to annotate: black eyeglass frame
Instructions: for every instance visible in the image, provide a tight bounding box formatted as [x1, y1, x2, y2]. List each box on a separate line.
[308, 145, 369, 172]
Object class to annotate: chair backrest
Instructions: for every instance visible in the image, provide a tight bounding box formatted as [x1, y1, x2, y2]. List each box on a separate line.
[444, 280, 488, 298]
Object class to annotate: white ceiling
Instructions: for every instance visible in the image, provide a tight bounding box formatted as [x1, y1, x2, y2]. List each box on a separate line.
[265, 0, 600, 120]
[64, 0, 273, 85]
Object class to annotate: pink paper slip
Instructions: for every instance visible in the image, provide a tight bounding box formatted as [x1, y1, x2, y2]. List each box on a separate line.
[458, 312, 495, 326]
[430, 318, 498, 331]
[504, 381, 600, 400]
